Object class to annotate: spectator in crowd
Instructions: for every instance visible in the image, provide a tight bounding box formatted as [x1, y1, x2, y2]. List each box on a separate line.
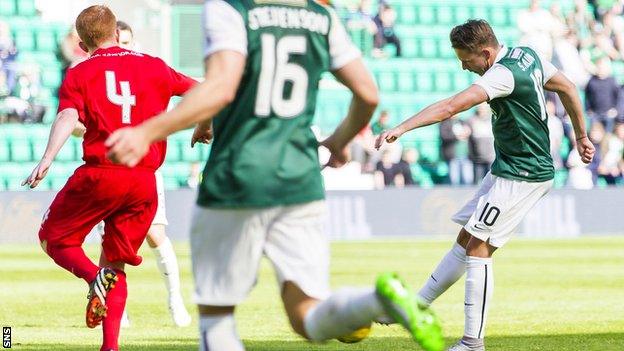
[547, 100, 565, 171]
[372, 2, 401, 57]
[567, 0, 595, 40]
[440, 115, 473, 185]
[518, 0, 557, 59]
[0, 21, 18, 93]
[466, 103, 495, 184]
[58, 26, 88, 76]
[371, 109, 391, 135]
[598, 121, 624, 184]
[588, 121, 606, 184]
[344, 0, 377, 34]
[374, 149, 401, 189]
[395, 147, 419, 187]
[567, 149, 595, 189]
[350, 123, 377, 173]
[585, 55, 620, 132]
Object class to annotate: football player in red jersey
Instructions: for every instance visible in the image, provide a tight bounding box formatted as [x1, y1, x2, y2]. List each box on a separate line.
[23, 5, 195, 351]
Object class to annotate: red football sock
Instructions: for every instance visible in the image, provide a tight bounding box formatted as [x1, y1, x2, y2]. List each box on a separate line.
[46, 245, 99, 283]
[101, 269, 127, 351]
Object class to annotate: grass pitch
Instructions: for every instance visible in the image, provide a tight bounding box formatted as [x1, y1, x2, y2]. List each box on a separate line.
[1, 237, 623, 350]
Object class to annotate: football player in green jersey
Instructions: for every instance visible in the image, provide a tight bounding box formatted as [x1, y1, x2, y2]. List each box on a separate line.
[106, 1, 443, 350]
[376, 19, 594, 351]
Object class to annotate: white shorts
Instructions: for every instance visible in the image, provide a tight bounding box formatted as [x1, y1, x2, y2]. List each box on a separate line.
[151, 170, 168, 226]
[190, 200, 330, 306]
[452, 172, 553, 248]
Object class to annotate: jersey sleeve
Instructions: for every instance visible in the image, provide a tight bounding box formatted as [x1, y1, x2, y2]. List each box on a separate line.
[166, 65, 198, 96]
[473, 64, 515, 100]
[327, 7, 361, 70]
[536, 51, 558, 83]
[57, 68, 84, 117]
[203, 0, 247, 58]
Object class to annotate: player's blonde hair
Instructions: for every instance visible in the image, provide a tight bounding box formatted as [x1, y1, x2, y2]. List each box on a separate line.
[450, 19, 499, 53]
[75, 5, 117, 50]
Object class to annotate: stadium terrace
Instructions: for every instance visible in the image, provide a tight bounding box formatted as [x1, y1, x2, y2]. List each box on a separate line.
[248, 6, 329, 35]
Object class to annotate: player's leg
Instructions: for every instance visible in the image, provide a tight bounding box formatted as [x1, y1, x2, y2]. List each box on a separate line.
[269, 201, 443, 350]
[452, 175, 553, 350]
[98, 169, 158, 351]
[146, 171, 192, 326]
[417, 173, 496, 306]
[191, 206, 268, 351]
[39, 168, 110, 284]
[146, 224, 191, 326]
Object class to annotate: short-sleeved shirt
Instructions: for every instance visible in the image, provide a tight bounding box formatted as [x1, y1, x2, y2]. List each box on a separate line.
[197, 0, 360, 208]
[472, 46, 558, 182]
[58, 46, 196, 170]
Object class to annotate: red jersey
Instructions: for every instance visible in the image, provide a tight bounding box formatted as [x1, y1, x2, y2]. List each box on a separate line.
[58, 46, 196, 170]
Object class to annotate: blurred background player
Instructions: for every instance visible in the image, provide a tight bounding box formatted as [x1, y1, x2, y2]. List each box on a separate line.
[23, 5, 196, 351]
[376, 19, 594, 351]
[105, 1, 443, 351]
[75, 20, 193, 328]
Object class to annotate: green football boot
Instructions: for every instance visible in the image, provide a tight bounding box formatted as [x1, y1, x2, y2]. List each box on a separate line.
[375, 272, 445, 351]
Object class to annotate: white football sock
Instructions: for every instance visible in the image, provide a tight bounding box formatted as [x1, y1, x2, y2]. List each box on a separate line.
[418, 242, 467, 306]
[464, 256, 493, 340]
[304, 287, 384, 342]
[199, 314, 244, 351]
[152, 237, 182, 297]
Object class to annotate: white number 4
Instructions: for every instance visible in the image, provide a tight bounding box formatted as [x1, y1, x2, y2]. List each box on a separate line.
[105, 71, 136, 124]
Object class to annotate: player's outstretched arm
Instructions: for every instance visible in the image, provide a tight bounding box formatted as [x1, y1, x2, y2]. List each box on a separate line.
[321, 58, 379, 168]
[106, 50, 245, 167]
[545, 72, 595, 164]
[22, 108, 79, 188]
[375, 85, 488, 149]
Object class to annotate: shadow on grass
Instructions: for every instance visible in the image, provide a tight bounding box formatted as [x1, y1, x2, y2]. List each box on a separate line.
[14, 333, 624, 351]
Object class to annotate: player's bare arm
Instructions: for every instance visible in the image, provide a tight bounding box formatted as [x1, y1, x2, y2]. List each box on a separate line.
[544, 71, 595, 164]
[321, 58, 379, 168]
[375, 84, 488, 149]
[23, 108, 79, 188]
[72, 121, 86, 137]
[106, 50, 245, 167]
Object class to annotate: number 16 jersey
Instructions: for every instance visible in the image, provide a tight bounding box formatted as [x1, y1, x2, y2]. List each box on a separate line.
[198, 0, 360, 208]
[58, 46, 196, 170]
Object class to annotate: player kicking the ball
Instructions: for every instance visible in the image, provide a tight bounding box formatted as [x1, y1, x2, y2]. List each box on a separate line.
[75, 20, 193, 328]
[106, 1, 443, 350]
[24, 6, 195, 351]
[376, 20, 594, 351]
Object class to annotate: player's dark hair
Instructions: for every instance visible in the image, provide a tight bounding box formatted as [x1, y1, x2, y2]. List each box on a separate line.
[450, 19, 499, 53]
[75, 5, 117, 49]
[116, 21, 133, 35]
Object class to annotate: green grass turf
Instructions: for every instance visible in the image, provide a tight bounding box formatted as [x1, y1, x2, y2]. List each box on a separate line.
[1, 237, 623, 350]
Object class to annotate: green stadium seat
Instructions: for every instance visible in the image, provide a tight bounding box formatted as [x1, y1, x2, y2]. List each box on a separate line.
[454, 6, 471, 23]
[418, 6, 435, 25]
[0, 0, 16, 16]
[35, 26, 58, 51]
[416, 72, 433, 92]
[7, 127, 31, 162]
[438, 39, 455, 58]
[376, 71, 396, 91]
[490, 6, 509, 26]
[436, 6, 454, 25]
[16, 0, 35, 16]
[14, 29, 35, 51]
[0, 137, 9, 162]
[41, 69, 62, 89]
[434, 71, 453, 92]
[397, 72, 415, 92]
[472, 6, 489, 21]
[398, 4, 417, 24]
[402, 39, 418, 57]
[420, 38, 438, 58]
